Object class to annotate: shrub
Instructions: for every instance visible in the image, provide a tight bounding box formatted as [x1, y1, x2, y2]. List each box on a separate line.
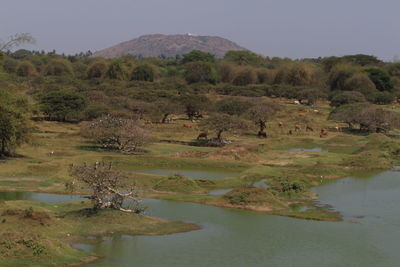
[232, 67, 257, 86]
[16, 61, 37, 77]
[184, 61, 218, 84]
[330, 91, 367, 107]
[86, 60, 108, 78]
[153, 174, 202, 193]
[43, 58, 73, 76]
[131, 64, 156, 82]
[39, 90, 86, 121]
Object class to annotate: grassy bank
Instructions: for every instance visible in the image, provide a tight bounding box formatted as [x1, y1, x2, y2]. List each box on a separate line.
[0, 200, 198, 266]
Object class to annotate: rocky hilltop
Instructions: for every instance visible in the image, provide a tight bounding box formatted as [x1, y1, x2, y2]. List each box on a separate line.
[92, 34, 247, 58]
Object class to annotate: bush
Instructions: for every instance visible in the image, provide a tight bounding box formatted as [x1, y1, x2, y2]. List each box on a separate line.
[184, 61, 218, 84]
[373, 91, 395, 105]
[86, 60, 108, 79]
[280, 180, 306, 193]
[43, 58, 73, 76]
[364, 68, 393, 92]
[330, 91, 367, 107]
[216, 97, 254, 116]
[39, 90, 86, 121]
[343, 72, 376, 91]
[131, 64, 156, 82]
[232, 67, 257, 86]
[153, 174, 202, 193]
[16, 61, 37, 77]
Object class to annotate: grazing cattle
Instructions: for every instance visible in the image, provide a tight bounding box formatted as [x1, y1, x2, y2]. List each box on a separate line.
[183, 123, 192, 128]
[288, 130, 293, 135]
[294, 124, 301, 132]
[278, 122, 283, 128]
[197, 132, 208, 140]
[258, 131, 267, 138]
[294, 100, 301, 105]
[320, 128, 329, 138]
[335, 125, 342, 132]
[306, 125, 314, 132]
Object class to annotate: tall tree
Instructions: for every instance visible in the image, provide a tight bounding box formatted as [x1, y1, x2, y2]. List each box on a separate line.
[0, 89, 31, 157]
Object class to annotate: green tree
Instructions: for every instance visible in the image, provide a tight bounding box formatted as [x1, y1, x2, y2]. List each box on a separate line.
[0, 89, 31, 157]
[364, 68, 393, 92]
[330, 91, 367, 107]
[224, 50, 265, 66]
[184, 61, 218, 84]
[182, 50, 215, 64]
[106, 61, 128, 80]
[44, 58, 73, 76]
[216, 97, 254, 116]
[40, 90, 86, 121]
[131, 64, 156, 82]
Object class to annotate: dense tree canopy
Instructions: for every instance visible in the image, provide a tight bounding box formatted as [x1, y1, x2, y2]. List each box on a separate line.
[0, 89, 31, 157]
[39, 90, 86, 121]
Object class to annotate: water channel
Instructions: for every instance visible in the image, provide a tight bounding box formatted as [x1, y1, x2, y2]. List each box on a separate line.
[2, 169, 400, 266]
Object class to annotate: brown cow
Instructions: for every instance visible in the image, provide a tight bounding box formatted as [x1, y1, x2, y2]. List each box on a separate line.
[335, 125, 342, 132]
[288, 130, 293, 135]
[258, 131, 267, 138]
[197, 132, 208, 140]
[183, 123, 192, 128]
[294, 124, 301, 132]
[320, 128, 329, 138]
[278, 122, 283, 128]
[306, 125, 314, 132]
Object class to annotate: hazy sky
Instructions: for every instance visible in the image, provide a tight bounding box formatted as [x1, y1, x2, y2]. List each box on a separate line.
[1, 0, 399, 60]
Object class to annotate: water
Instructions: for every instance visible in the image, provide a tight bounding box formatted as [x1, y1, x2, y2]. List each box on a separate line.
[134, 169, 239, 179]
[289, 147, 327, 152]
[0, 191, 85, 203]
[2, 170, 400, 266]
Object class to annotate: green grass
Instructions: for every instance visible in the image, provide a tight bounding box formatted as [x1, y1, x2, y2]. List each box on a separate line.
[0, 200, 198, 266]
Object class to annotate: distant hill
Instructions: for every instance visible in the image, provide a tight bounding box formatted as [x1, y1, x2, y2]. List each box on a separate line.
[92, 34, 247, 58]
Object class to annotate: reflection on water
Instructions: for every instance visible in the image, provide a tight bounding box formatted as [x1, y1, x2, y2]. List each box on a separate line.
[134, 169, 239, 179]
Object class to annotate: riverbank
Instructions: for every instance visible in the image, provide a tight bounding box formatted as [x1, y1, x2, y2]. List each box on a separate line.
[0, 199, 198, 267]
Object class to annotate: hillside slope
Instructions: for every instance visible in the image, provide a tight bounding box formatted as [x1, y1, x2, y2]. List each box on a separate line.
[92, 34, 247, 58]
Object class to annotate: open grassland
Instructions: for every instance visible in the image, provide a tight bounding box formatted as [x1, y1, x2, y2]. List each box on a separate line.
[2, 99, 399, 221]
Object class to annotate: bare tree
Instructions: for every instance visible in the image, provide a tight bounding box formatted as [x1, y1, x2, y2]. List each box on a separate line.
[68, 162, 145, 213]
[199, 114, 250, 142]
[81, 115, 151, 153]
[246, 99, 280, 135]
[0, 33, 35, 51]
[329, 103, 400, 133]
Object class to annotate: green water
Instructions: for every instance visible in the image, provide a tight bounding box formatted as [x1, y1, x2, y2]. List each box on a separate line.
[2, 170, 400, 266]
[0, 191, 84, 203]
[134, 169, 239, 179]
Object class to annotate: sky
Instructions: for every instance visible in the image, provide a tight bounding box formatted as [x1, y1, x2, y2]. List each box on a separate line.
[1, 0, 399, 61]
